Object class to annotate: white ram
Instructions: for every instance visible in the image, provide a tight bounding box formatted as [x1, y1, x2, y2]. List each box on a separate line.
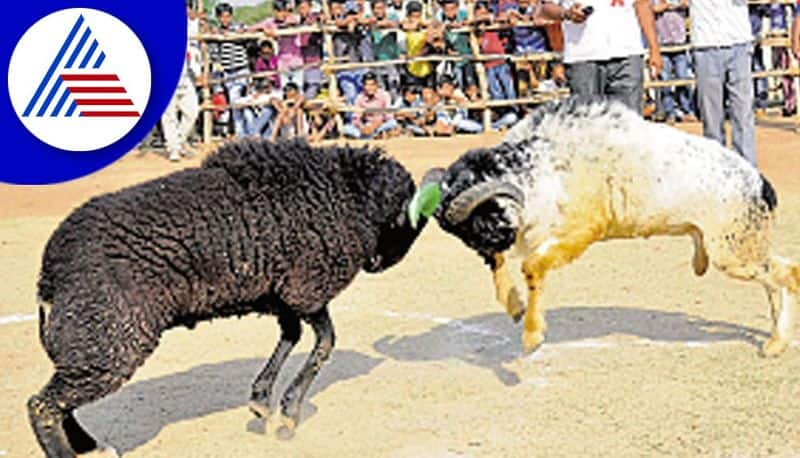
[424, 97, 799, 356]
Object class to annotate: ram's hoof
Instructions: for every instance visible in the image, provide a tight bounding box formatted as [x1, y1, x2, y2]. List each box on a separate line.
[248, 400, 271, 419]
[761, 336, 789, 358]
[507, 288, 526, 323]
[80, 445, 119, 458]
[275, 415, 297, 441]
[522, 330, 545, 354]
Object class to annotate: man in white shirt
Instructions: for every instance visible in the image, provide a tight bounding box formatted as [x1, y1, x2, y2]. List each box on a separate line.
[541, 0, 662, 114]
[162, 2, 201, 161]
[690, 0, 756, 165]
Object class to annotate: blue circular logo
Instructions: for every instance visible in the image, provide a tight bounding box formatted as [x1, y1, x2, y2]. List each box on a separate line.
[2, 1, 187, 184]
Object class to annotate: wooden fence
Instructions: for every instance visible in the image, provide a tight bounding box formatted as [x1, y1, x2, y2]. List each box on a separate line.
[192, 0, 800, 143]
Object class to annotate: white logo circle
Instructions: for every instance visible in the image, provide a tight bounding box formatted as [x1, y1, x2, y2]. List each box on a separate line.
[7, 8, 151, 152]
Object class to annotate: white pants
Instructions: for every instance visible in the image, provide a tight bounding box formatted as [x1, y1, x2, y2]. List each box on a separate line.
[162, 73, 199, 156]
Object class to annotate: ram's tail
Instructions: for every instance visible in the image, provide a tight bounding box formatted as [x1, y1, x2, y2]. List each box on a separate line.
[760, 173, 778, 212]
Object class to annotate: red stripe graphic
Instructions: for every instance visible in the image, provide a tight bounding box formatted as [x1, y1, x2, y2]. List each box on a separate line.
[61, 74, 120, 81]
[68, 87, 127, 93]
[75, 99, 134, 106]
[81, 111, 140, 117]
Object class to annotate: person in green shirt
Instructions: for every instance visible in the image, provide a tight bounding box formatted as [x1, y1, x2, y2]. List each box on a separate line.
[368, 0, 403, 99]
[437, 0, 473, 89]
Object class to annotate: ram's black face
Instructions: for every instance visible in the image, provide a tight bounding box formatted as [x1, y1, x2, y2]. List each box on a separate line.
[436, 200, 518, 260]
[362, 162, 429, 273]
[364, 200, 429, 273]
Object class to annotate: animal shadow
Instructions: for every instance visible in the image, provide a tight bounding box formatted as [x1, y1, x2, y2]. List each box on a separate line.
[374, 306, 767, 386]
[76, 350, 382, 454]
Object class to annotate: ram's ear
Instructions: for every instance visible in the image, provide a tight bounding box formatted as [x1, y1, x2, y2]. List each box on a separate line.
[408, 182, 442, 229]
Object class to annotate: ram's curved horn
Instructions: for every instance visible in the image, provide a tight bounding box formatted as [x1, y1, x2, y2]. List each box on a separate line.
[444, 181, 525, 225]
[420, 167, 445, 187]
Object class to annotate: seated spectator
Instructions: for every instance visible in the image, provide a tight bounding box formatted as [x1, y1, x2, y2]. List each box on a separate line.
[298, 0, 325, 99]
[369, 0, 403, 99]
[652, 0, 695, 124]
[253, 40, 281, 88]
[421, 86, 453, 135]
[393, 84, 428, 135]
[474, 2, 517, 101]
[307, 91, 340, 142]
[270, 82, 307, 141]
[436, 74, 483, 133]
[463, 76, 519, 131]
[242, 77, 283, 139]
[256, 1, 304, 88]
[343, 72, 399, 138]
[209, 2, 250, 136]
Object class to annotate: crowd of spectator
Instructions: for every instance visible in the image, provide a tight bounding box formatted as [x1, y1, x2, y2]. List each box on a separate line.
[158, 0, 800, 164]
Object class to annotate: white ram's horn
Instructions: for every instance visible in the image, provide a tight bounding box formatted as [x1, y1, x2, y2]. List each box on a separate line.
[444, 181, 525, 224]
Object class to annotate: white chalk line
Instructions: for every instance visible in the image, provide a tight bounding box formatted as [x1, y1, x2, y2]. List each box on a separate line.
[0, 313, 36, 326]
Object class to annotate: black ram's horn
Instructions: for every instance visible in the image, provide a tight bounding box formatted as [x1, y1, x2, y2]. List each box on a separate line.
[444, 181, 525, 224]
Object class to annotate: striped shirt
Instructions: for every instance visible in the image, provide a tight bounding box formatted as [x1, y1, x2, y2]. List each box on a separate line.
[209, 24, 249, 72]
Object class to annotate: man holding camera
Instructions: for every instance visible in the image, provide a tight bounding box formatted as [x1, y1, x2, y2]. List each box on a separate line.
[541, 0, 662, 114]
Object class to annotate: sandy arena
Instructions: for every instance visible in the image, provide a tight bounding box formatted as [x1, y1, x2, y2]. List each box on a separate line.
[2, 125, 799, 457]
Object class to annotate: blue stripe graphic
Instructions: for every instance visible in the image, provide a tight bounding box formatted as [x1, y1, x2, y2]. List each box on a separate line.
[51, 86, 71, 117]
[94, 51, 106, 68]
[66, 100, 78, 117]
[36, 77, 62, 117]
[23, 15, 84, 117]
[65, 27, 91, 69]
[79, 39, 98, 69]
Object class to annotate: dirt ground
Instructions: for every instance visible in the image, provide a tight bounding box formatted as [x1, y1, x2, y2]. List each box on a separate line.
[1, 125, 800, 458]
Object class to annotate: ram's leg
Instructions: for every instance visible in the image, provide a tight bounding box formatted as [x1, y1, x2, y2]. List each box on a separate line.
[520, 236, 594, 354]
[758, 256, 800, 357]
[277, 308, 335, 439]
[690, 227, 709, 276]
[250, 309, 302, 419]
[493, 253, 525, 323]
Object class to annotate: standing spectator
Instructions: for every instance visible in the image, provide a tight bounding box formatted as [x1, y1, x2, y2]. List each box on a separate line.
[330, 0, 375, 104]
[691, 0, 757, 164]
[652, 0, 695, 123]
[388, 0, 407, 20]
[475, 2, 517, 102]
[298, 0, 325, 99]
[256, 1, 304, 88]
[343, 72, 400, 138]
[270, 82, 307, 141]
[404, 1, 434, 86]
[253, 40, 281, 88]
[438, 0, 473, 88]
[393, 85, 428, 135]
[794, 2, 800, 60]
[162, 3, 202, 161]
[540, 0, 662, 114]
[369, 0, 403, 98]
[242, 77, 283, 139]
[209, 2, 251, 136]
[507, 0, 550, 95]
[770, 3, 797, 116]
[750, 4, 769, 117]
